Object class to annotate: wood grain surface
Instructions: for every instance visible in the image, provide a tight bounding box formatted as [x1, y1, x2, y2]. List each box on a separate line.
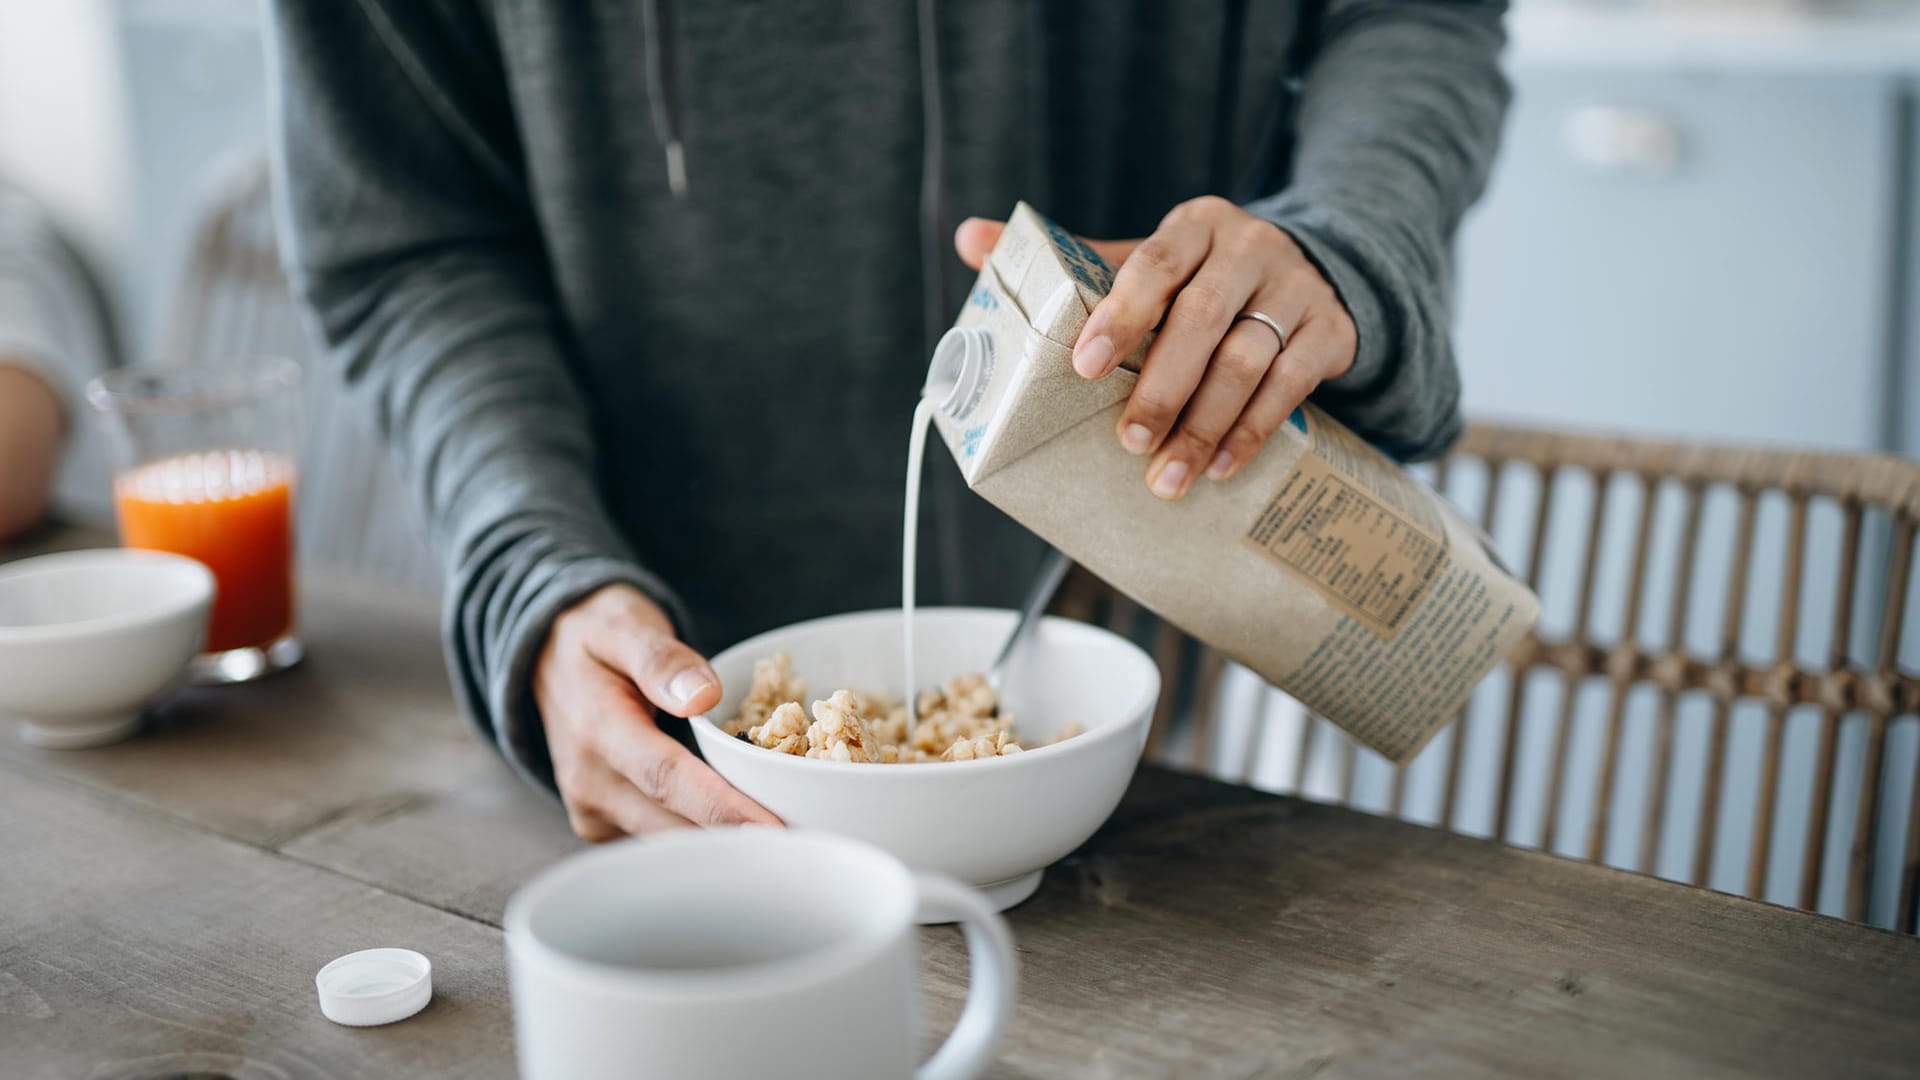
[0, 763, 515, 1080]
[956, 768, 1920, 1079]
[4, 528, 1918, 1079]
[0, 571, 490, 848]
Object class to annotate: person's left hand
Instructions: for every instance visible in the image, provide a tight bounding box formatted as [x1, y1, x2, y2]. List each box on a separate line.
[955, 196, 1356, 500]
[0, 362, 64, 541]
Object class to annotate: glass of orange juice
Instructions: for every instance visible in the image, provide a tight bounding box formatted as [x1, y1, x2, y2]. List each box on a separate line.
[86, 360, 302, 683]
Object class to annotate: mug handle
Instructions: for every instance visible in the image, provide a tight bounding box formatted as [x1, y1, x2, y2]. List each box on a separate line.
[913, 873, 1018, 1080]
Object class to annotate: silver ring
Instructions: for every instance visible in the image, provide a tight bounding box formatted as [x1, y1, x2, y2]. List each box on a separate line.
[1238, 310, 1289, 351]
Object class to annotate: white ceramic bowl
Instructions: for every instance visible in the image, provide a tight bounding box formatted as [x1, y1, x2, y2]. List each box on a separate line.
[0, 548, 214, 749]
[691, 608, 1161, 911]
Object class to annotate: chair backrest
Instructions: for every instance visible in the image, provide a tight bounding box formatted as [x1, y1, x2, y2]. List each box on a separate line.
[1059, 423, 1920, 933]
[158, 157, 439, 593]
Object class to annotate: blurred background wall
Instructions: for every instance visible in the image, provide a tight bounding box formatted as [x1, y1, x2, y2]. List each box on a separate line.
[1457, 0, 1918, 460]
[0, 0, 437, 587]
[0, 0, 264, 370]
[0, 0, 132, 335]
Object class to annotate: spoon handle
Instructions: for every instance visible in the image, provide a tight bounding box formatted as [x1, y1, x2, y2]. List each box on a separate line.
[989, 547, 1074, 690]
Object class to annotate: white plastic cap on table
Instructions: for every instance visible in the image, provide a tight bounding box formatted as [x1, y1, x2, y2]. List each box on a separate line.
[315, 948, 433, 1027]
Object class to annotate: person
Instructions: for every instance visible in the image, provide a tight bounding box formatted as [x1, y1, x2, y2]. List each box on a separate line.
[0, 184, 115, 541]
[268, 1, 1509, 839]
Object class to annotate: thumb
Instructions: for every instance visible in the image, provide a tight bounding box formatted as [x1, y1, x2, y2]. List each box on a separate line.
[957, 218, 1139, 273]
[953, 217, 1004, 270]
[605, 621, 723, 719]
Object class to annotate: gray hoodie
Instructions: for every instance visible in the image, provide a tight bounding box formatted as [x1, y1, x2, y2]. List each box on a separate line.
[0, 185, 117, 526]
[266, 0, 1509, 790]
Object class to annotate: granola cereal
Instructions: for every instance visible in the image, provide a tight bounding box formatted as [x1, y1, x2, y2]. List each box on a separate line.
[721, 653, 1076, 764]
[746, 701, 808, 756]
[735, 653, 807, 733]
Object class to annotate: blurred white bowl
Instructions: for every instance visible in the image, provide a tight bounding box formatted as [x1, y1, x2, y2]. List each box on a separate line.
[691, 608, 1160, 912]
[0, 549, 213, 749]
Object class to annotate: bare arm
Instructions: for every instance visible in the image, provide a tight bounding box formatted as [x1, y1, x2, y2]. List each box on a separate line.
[0, 362, 63, 540]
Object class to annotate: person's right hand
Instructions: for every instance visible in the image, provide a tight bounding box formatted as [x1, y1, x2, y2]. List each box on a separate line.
[533, 583, 781, 839]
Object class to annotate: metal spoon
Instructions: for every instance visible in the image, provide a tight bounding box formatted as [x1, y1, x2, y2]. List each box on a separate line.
[988, 546, 1074, 692]
[913, 547, 1072, 717]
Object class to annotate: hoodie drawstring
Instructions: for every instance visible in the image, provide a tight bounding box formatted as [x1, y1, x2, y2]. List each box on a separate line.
[641, 0, 687, 195]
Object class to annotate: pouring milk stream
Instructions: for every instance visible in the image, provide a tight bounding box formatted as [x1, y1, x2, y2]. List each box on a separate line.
[911, 203, 1540, 764]
[901, 395, 939, 725]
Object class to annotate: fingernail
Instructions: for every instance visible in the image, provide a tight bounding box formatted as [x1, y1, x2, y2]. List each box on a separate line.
[1121, 423, 1153, 455]
[1151, 460, 1188, 500]
[668, 669, 715, 708]
[1206, 450, 1234, 480]
[1074, 335, 1114, 378]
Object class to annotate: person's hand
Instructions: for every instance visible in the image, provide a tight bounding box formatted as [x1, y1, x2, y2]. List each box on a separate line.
[0, 362, 64, 541]
[533, 583, 781, 839]
[955, 197, 1356, 500]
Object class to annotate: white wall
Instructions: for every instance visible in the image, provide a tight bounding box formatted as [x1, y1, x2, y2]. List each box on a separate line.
[0, 0, 267, 366]
[0, 0, 133, 312]
[113, 0, 270, 363]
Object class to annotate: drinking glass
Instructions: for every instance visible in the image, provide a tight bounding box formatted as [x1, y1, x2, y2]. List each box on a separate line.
[86, 359, 303, 683]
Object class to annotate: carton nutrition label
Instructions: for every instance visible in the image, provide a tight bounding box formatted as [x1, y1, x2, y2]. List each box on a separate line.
[1243, 451, 1446, 639]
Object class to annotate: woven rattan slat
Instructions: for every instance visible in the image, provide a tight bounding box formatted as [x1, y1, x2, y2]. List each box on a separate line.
[1048, 422, 1919, 932]
[1801, 501, 1863, 909]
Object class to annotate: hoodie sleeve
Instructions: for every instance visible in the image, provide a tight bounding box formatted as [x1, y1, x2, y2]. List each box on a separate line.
[265, 1, 692, 792]
[0, 189, 116, 526]
[1245, 0, 1510, 462]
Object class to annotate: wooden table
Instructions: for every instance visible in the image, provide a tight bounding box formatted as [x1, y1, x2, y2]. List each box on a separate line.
[5, 529, 1920, 1079]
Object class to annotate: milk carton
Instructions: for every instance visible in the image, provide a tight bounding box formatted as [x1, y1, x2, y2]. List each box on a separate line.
[924, 203, 1539, 763]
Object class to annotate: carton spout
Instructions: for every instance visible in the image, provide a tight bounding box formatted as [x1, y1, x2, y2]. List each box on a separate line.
[926, 204, 1139, 486]
[925, 326, 995, 423]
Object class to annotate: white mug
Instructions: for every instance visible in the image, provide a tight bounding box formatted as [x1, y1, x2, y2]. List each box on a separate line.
[504, 827, 1018, 1080]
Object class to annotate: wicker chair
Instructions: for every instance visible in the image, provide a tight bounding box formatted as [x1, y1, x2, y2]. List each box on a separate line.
[158, 158, 438, 592]
[1061, 424, 1920, 933]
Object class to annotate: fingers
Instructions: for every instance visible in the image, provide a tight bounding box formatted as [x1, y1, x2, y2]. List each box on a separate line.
[564, 806, 626, 843]
[586, 601, 723, 718]
[1116, 252, 1264, 460]
[545, 664, 703, 840]
[593, 792, 697, 836]
[955, 217, 1139, 277]
[592, 695, 784, 827]
[575, 605, 779, 826]
[953, 218, 1003, 271]
[562, 758, 696, 840]
[555, 664, 782, 838]
[967, 199, 1357, 495]
[1072, 199, 1225, 380]
[538, 583, 782, 842]
[1144, 316, 1282, 500]
[1208, 315, 1347, 482]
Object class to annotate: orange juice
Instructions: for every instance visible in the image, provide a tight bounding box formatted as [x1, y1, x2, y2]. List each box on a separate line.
[114, 449, 295, 653]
